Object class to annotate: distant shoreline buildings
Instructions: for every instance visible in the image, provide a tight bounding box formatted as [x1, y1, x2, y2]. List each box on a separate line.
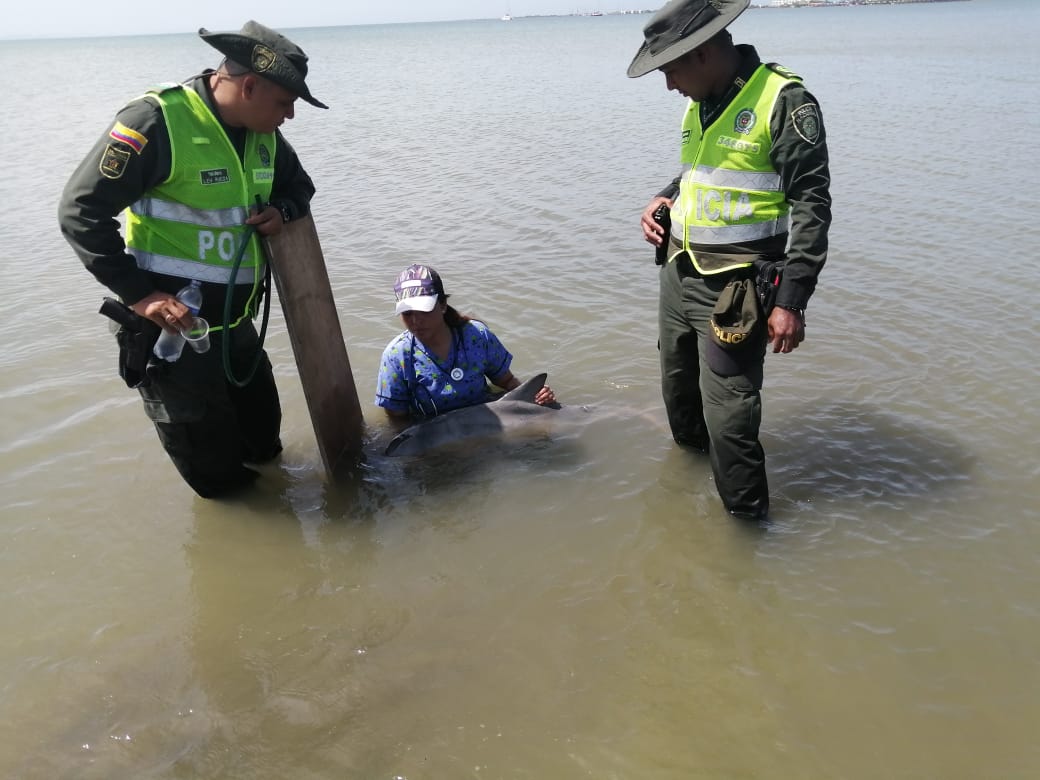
[759, 0, 969, 7]
[510, 0, 969, 19]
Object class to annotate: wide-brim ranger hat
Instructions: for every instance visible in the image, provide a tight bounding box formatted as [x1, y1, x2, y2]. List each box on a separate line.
[627, 0, 751, 78]
[394, 264, 446, 315]
[198, 20, 328, 109]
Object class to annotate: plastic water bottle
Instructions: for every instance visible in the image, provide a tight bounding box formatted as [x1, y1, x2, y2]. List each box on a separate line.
[153, 279, 203, 362]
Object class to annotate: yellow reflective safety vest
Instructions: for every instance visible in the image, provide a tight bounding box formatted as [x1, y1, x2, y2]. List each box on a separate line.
[125, 84, 275, 290]
[670, 64, 797, 274]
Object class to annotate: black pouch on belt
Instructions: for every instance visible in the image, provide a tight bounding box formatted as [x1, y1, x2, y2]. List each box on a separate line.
[752, 259, 782, 317]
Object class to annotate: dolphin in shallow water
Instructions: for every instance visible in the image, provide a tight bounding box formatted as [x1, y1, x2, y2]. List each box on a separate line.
[383, 373, 560, 457]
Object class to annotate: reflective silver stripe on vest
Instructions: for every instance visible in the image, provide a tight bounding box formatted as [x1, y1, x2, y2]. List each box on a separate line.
[130, 197, 249, 228]
[671, 214, 790, 245]
[683, 163, 782, 192]
[132, 250, 259, 285]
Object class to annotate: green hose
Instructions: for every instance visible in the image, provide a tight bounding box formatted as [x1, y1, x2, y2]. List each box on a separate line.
[222, 198, 273, 388]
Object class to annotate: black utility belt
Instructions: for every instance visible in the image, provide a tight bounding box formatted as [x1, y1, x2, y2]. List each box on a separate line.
[673, 250, 755, 281]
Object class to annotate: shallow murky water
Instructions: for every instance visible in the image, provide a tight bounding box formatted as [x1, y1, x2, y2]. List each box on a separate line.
[3, 3, 1039, 777]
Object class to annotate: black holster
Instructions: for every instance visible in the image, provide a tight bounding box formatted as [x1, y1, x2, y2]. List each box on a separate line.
[99, 298, 159, 389]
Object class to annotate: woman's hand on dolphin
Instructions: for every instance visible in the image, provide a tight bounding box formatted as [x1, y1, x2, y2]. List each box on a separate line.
[497, 371, 556, 406]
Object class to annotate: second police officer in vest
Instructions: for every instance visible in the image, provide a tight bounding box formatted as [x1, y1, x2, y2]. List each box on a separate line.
[59, 21, 326, 498]
[630, 0, 832, 520]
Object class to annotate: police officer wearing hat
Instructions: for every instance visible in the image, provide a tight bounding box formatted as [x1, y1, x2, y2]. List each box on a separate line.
[629, 0, 832, 520]
[59, 21, 327, 498]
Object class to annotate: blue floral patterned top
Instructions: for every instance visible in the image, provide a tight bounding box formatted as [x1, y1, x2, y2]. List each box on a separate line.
[375, 320, 513, 419]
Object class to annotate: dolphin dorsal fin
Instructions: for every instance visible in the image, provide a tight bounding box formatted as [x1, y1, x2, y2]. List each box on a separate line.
[500, 372, 547, 403]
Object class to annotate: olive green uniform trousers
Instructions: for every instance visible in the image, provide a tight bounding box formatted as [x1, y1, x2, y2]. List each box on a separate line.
[137, 321, 282, 498]
[658, 253, 769, 518]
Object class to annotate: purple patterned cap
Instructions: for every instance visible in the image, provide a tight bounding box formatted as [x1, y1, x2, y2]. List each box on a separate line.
[393, 264, 445, 315]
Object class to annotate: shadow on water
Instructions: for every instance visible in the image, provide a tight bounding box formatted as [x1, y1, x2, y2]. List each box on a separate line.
[764, 401, 976, 515]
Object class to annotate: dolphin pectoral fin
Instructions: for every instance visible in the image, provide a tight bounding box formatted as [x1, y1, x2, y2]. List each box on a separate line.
[384, 430, 413, 456]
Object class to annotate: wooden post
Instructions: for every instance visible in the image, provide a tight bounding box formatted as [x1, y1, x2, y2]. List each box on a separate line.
[263, 215, 363, 476]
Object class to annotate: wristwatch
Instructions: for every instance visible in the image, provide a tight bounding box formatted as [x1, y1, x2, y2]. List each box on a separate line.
[778, 305, 805, 321]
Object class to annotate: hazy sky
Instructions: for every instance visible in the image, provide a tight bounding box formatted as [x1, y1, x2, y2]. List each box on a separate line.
[4, 1, 646, 40]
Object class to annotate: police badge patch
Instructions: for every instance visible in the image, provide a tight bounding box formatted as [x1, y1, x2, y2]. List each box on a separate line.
[258, 144, 271, 167]
[100, 144, 131, 179]
[734, 108, 756, 135]
[791, 103, 821, 145]
[252, 44, 276, 73]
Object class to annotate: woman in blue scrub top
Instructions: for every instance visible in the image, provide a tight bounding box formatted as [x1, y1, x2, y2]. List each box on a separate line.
[375, 264, 556, 422]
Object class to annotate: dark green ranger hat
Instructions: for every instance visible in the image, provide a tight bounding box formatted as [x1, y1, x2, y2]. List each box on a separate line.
[627, 0, 750, 78]
[198, 20, 328, 109]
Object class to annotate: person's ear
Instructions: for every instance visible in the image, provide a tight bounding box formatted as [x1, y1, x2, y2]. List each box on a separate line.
[241, 74, 257, 100]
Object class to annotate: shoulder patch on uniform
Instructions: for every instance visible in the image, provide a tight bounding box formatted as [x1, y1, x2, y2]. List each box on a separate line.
[99, 144, 131, 179]
[790, 103, 821, 145]
[108, 121, 148, 154]
[767, 62, 802, 81]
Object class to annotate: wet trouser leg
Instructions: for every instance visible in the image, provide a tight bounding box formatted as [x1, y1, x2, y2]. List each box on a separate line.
[658, 258, 769, 518]
[139, 322, 281, 498]
[658, 259, 709, 452]
[701, 351, 768, 519]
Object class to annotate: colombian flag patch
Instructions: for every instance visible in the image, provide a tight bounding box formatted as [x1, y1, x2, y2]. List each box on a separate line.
[109, 122, 148, 154]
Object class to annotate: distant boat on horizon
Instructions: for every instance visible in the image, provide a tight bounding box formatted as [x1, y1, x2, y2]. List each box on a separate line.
[501, 13, 512, 20]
